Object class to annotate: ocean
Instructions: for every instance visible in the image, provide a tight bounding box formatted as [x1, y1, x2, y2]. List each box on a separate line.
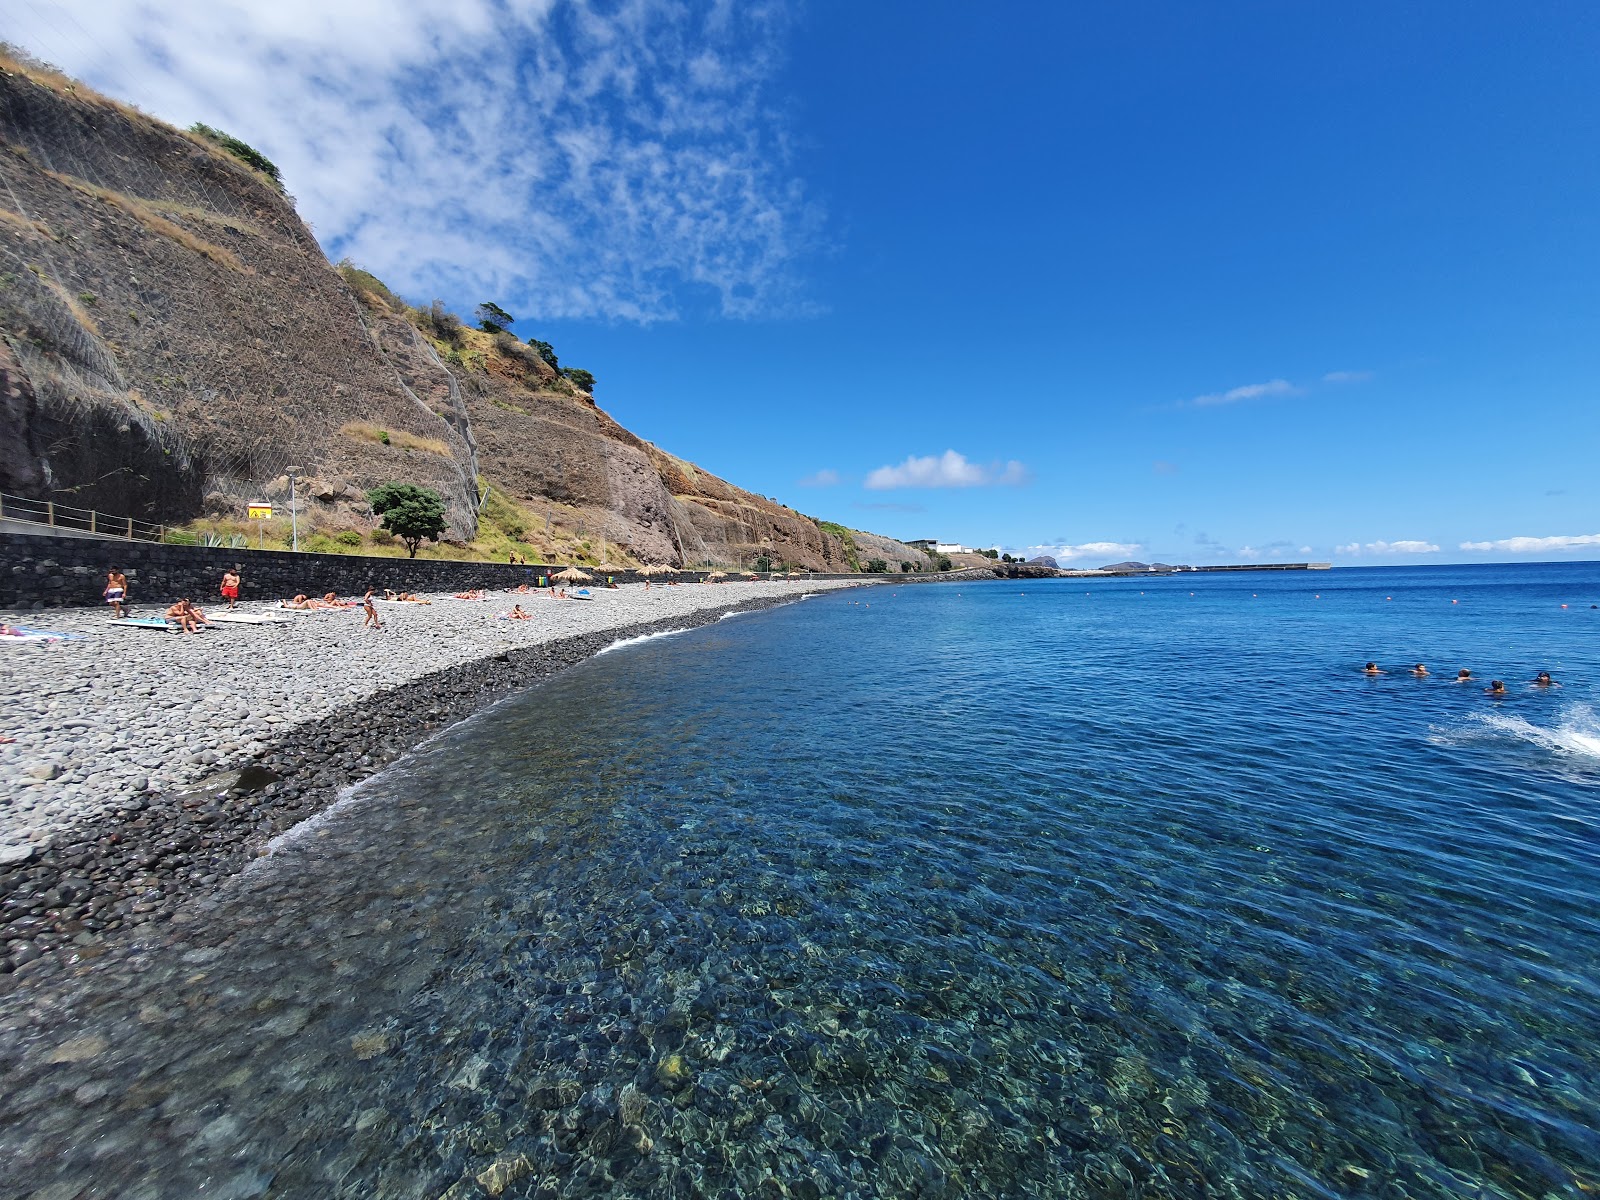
[4, 563, 1599, 1198]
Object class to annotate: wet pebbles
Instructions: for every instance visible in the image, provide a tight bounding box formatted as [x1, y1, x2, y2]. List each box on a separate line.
[0, 583, 861, 987]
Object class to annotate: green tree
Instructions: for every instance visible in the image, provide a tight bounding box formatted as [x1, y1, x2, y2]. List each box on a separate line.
[561, 367, 596, 393]
[366, 483, 448, 558]
[864, 558, 889, 573]
[528, 338, 559, 371]
[476, 302, 514, 333]
[754, 554, 773, 572]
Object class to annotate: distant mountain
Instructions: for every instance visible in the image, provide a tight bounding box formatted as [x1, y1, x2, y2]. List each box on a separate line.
[1100, 561, 1187, 572]
[1028, 555, 1059, 568]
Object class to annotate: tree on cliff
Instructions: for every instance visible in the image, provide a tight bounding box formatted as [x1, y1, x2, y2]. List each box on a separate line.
[476, 302, 514, 333]
[367, 483, 448, 558]
[561, 367, 596, 394]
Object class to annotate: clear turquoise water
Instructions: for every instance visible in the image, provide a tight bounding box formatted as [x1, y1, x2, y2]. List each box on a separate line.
[4, 564, 1600, 1198]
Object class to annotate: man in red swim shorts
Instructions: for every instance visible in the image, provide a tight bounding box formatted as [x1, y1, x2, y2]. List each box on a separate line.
[220, 565, 241, 610]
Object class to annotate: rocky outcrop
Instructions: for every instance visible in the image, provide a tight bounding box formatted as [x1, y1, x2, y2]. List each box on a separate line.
[0, 56, 878, 570]
[0, 61, 477, 533]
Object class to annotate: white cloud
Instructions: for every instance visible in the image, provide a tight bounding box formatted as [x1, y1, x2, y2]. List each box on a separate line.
[1337, 539, 1440, 555]
[1191, 378, 1300, 407]
[5, 0, 820, 322]
[1029, 541, 1141, 563]
[1460, 533, 1600, 553]
[1299, 545, 1313, 555]
[1322, 370, 1374, 385]
[864, 450, 1030, 490]
[797, 468, 839, 487]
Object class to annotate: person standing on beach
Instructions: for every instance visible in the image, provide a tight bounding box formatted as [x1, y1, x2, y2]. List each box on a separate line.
[103, 569, 128, 618]
[362, 590, 382, 631]
[220, 566, 241, 610]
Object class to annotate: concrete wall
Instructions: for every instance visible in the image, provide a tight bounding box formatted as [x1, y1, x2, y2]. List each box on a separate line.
[0, 532, 866, 610]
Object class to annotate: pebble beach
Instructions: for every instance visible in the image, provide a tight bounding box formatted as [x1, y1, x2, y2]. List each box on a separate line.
[0, 579, 864, 981]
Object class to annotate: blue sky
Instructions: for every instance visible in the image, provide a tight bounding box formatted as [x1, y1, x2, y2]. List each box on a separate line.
[7, 1, 1598, 564]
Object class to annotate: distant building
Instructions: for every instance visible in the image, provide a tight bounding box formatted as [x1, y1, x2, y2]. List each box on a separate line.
[907, 537, 977, 555]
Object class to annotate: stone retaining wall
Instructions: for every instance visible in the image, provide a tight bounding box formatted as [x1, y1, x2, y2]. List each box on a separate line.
[0, 531, 869, 609]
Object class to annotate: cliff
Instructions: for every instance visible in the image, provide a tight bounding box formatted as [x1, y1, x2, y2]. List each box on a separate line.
[0, 54, 865, 571]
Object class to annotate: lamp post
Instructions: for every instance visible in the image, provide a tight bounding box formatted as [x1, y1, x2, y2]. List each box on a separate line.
[286, 465, 302, 552]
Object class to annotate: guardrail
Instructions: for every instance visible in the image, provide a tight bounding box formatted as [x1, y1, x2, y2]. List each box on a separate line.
[0, 492, 165, 542]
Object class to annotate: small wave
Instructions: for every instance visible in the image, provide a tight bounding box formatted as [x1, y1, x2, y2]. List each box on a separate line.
[596, 628, 689, 655]
[1437, 704, 1600, 762]
[718, 610, 750, 621]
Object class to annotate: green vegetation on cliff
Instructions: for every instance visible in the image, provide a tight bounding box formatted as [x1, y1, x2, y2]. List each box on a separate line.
[188, 123, 282, 188]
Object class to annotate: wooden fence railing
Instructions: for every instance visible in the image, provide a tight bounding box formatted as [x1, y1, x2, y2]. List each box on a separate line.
[0, 492, 165, 542]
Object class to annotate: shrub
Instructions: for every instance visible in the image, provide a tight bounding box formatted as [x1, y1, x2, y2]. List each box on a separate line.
[335, 529, 364, 546]
[900, 561, 914, 573]
[189, 123, 282, 187]
[419, 300, 465, 347]
[864, 558, 889, 573]
[561, 367, 595, 393]
[369, 528, 394, 545]
[163, 529, 198, 545]
[304, 534, 337, 554]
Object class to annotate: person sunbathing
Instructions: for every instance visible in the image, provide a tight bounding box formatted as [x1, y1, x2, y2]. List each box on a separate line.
[514, 583, 531, 594]
[321, 592, 357, 608]
[504, 604, 532, 620]
[453, 589, 487, 601]
[166, 599, 200, 633]
[283, 594, 317, 610]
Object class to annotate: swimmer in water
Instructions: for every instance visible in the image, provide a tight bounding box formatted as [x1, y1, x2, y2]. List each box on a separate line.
[1363, 662, 1384, 676]
[1411, 664, 1429, 677]
[1532, 671, 1559, 687]
[1486, 680, 1507, 696]
[1455, 669, 1472, 683]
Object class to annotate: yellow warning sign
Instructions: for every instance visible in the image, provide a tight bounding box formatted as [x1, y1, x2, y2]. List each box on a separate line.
[248, 503, 273, 521]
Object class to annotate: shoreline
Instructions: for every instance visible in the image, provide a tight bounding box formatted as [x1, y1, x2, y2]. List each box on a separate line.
[0, 581, 869, 990]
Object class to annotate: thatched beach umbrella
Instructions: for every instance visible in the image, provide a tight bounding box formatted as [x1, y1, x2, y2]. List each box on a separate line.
[552, 566, 593, 583]
[706, 570, 727, 581]
[596, 561, 624, 573]
[744, 571, 759, 580]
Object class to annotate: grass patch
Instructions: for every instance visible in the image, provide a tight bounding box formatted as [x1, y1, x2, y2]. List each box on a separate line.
[336, 259, 403, 312]
[0, 207, 54, 240]
[340, 421, 452, 457]
[45, 171, 247, 272]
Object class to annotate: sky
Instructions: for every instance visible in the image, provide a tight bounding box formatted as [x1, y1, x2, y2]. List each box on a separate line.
[5, 0, 1598, 565]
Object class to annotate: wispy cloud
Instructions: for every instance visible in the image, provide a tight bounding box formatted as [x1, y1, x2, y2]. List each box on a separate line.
[1030, 541, 1141, 563]
[1322, 370, 1374, 385]
[864, 450, 1030, 490]
[1336, 539, 1440, 555]
[1191, 378, 1300, 407]
[7, 0, 821, 322]
[1460, 533, 1600, 553]
[797, 468, 840, 487]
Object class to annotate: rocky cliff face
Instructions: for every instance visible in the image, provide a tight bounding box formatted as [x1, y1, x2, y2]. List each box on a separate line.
[0, 57, 871, 570]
